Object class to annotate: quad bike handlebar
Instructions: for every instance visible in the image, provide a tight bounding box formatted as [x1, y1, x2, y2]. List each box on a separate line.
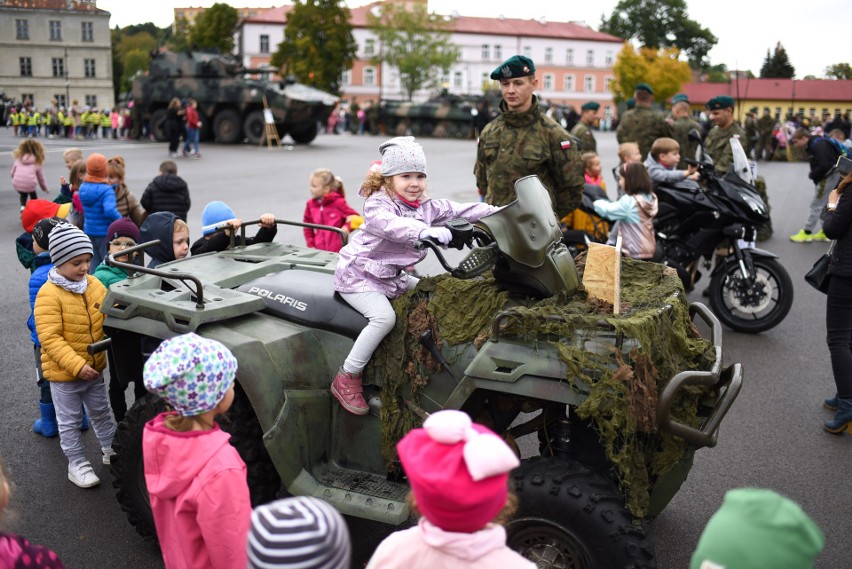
[415, 219, 501, 279]
[221, 219, 348, 249]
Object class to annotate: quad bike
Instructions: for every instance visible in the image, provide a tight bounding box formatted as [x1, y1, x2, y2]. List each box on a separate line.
[103, 176, 742, 569]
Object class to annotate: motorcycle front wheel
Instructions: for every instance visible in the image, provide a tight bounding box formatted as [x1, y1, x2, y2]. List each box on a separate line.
[709, 256, 793, 333]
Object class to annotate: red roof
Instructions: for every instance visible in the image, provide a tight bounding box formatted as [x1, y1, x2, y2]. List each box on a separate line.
[680, 79, 852, 104]
[243, 2, 622, 43]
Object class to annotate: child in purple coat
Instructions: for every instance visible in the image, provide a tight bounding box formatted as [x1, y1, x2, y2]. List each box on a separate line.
[331, 137, 497, 415]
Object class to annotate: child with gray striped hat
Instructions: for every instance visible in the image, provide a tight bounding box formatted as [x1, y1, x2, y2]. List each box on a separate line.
[248, 496, 351, 569]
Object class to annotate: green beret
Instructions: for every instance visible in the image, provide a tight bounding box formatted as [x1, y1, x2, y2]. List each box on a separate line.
[581, 101, 600, 111]
[750, 107, 758, 113]
[634, 82, 654, 95]
[490, 55, 536, 80]
[706, 96, 735, 110]
[672, 93, 689, 104]
[626, 98, 635, 109]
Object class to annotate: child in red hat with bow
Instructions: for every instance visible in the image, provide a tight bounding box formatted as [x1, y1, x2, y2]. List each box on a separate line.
[367, 410, 533, 569]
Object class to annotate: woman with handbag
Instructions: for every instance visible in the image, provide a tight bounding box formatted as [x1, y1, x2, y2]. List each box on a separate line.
[821, 172, 852, 434]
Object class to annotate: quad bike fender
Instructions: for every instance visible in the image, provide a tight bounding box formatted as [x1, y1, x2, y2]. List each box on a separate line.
[444, 374, 585, 410]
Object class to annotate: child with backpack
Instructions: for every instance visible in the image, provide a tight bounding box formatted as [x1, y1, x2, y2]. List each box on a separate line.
[593, 162, 660, 261]
[303, 168, 360, 253]
[143, 333, 251, 569]
[11, 138, 50, 212]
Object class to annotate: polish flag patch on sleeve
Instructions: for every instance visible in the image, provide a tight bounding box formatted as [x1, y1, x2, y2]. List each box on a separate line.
[561, 140, 572, 150]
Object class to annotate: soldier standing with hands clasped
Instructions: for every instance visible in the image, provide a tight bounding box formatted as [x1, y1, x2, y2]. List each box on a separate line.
[571, 101, 600, 153]
[474, 55, 584, 220]
[703, 96, 746, 175]
[616, 83, 672, 160]
[669, 93, 702, 169]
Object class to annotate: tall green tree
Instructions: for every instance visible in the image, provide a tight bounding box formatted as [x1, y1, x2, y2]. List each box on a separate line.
[270, 0, 357, 95]
[759, 43, 795, 78]
[190, 3, 239, 53]
[600, 0, 717, 68]
[825, 63, 852, 80]
[367, 2, 460, 101]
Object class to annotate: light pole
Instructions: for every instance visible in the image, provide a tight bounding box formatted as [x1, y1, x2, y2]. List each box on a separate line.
[64, 47, 69, 107]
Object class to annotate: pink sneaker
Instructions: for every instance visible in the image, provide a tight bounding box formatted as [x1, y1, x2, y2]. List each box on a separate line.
[331, 368, 369, 415]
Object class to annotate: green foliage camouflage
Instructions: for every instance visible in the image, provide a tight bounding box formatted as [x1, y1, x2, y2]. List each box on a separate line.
[369, 257, 715, 517]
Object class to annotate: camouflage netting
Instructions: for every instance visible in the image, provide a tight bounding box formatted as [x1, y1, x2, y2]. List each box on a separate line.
[367, 256, 716, 518]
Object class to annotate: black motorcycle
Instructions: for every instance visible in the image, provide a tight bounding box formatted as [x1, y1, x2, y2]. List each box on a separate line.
[655, 157, 792, 334]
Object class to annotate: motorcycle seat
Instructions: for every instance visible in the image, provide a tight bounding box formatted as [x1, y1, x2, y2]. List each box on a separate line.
[237, 269, 367, 339]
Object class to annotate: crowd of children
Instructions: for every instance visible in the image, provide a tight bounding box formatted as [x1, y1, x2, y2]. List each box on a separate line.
[5, 134, 831, 569]
[7, 102, 134, 140]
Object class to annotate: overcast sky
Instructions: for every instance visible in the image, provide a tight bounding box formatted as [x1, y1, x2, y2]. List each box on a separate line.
[95, 0, 850, 79]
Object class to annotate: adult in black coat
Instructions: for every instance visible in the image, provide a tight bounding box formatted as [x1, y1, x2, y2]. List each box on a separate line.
[788, 128, 845, 242]
[140, 160, 191, 221]
[821, 172, 852, 433]
[165, 97, 185, 156]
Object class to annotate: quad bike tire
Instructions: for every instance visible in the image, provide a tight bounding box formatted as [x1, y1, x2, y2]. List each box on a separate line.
[506, 456, 656, 569]
[708, 256, 793, 333]
[112, 384, 281, 540]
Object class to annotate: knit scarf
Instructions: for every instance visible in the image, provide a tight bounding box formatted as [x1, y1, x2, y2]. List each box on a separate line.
[48, 267, 88, 295]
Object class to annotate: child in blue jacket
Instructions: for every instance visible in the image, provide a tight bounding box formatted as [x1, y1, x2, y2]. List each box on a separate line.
[77, 153, 121, 271]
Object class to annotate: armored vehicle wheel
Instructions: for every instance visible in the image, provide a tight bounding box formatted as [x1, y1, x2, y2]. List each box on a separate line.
[149, 108, 168, 141]
[112, 385, 281, 540]
[213, 109, 243, 144]
[243, 110, 265, 145]
[289, 124, 318, 144]
[506, 457, 656, 569]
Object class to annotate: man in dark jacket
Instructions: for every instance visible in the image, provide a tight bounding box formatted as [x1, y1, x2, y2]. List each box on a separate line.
[140, 160, 191, 221]
[789, 128, 847, 242]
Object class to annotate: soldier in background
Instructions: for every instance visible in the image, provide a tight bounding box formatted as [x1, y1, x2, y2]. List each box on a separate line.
[744, 107, 758, 159]
[571, 101, 599, 153]
[755, 107, 776, 161]
[616, 83, 672, 160]
[474, 55, 583, 219]
[669, 93, 702, 169]
[703, 96, 746, 174]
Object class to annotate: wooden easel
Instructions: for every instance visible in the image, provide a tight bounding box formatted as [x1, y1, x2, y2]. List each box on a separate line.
[259, 96, 282, 150]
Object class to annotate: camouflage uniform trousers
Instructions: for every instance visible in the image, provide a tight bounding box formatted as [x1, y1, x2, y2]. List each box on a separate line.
[475, 97, 584, 220]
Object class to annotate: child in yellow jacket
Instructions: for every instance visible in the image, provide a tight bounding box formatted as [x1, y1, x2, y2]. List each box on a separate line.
[34, 224, 116, 489]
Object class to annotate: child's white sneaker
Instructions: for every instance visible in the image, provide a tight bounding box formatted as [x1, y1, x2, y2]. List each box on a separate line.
[102, 446, 116, 465]
[68, 460, 100, 488]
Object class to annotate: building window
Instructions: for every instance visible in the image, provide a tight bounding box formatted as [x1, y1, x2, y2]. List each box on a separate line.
[563, 74, 575, 92]
[52, 58, 65, 77]
[365, 39, 375, 56]
[543, 74, 554, 90]
[775, 107, 782, 118]
[586, 50, 594, 66]
[566, 49, 574, 65]
[605, 51, 614, 66]
[584, 75, 595, 92]
[55, 94, 67, 108]
[494, 45, 502, 61]
[50, 20, 62, 41]
[481, 44, 489, 61]
[81, 21, 93, 41]
[363, 67, 375, 86]
[259, 34, 269, 53]
[604, 76, 613, 92]
[84, 58, 96, 78]
[481, 72, 489, 88]
[453, 71, 463, 89]
[16, 19, 29, 40]
[523, 46, 532, 58]
[21, 94, 34, 106]
[85, 95, 98, 108]
[20, 57, 32, 77]
[341, 70, 351, 85]
[544, 47, 553, 64]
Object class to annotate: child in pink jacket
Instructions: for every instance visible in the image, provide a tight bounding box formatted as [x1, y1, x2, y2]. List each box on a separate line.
[11, 138, 50, 212]
[367, 410, 533, 569]
[302, 168, 360, 253]
[142, 333, 251, 569]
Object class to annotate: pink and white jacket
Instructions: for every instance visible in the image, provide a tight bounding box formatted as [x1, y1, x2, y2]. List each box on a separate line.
[143, 412, 251, 569]
[11, 154, 48, 194]
[333, 191, 496, 298]
[367, 519, 535, 569]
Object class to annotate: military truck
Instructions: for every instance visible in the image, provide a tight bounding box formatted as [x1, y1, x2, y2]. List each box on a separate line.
[131, 50, 338, 144]
[103, 177, 741, 568]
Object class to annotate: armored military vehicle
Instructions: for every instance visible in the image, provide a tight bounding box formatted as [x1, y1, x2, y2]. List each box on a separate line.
[104, 177, 741, 568]
[378, 92, 485, 139]
[131, 50, 338, 144]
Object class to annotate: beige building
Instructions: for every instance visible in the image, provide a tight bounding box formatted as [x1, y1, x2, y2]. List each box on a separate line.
[0, 0, 113, 110]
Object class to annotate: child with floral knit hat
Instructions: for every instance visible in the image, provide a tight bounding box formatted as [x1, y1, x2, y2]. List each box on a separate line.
[367, 410, 533, 569]
[142, 333, 251, 569]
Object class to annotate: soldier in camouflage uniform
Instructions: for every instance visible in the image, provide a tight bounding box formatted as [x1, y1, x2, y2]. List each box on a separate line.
[755, 108, 776, 161]
[743, 107, 758, 159]
[704, 96, 746, 174]
[616, 83, 672, 160]
[570, 101, 599, 153]
[669, 93, 702, 169]
[474, 55, 584, 219]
